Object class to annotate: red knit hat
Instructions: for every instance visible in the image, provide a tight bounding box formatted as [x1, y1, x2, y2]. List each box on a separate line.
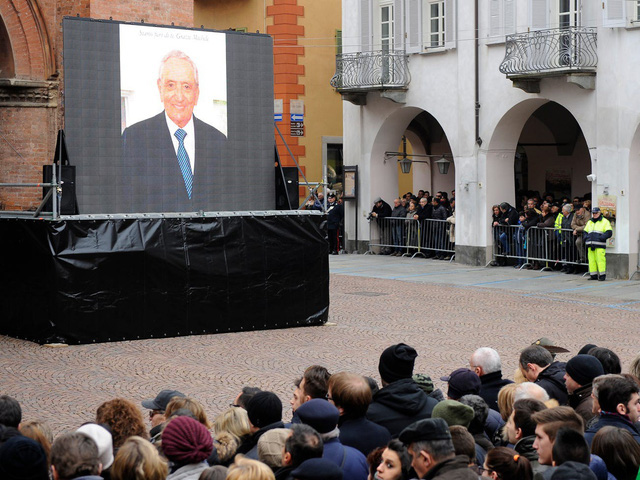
[161, 416, 213, 464]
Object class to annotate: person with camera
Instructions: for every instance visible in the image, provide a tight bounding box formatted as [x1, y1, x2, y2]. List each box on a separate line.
[370, 197, 392, 254]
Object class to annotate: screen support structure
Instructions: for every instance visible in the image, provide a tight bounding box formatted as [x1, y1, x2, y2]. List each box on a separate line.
[0, 132, 61, 219]
[274, 123, 327, 210]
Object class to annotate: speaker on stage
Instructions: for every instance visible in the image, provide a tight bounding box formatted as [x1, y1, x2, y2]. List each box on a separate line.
[275, 148, 299, 210]
[42, 165, 78, 215]
[281, 167, 299, 209]
[42, 130, 79, 215]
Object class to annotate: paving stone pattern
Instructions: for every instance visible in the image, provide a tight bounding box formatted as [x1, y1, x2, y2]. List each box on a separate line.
[1, 256, 638, 438]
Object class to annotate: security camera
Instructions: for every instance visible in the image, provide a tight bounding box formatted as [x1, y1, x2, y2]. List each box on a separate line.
[586, 174, 596, 182]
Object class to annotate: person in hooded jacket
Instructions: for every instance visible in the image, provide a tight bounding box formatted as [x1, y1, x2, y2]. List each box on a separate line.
[367, 344, 439, 438]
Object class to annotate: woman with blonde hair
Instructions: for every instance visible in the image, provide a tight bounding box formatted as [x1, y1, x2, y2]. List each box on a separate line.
[226, 455, 275, 480]
[166, 397, 213, 430]
[209, 407, 250, 467]
[111, 436, 168, 480]
[629, 353, 640, 381]
[496, 383, 518, 422]
[213, 407, 251, 440]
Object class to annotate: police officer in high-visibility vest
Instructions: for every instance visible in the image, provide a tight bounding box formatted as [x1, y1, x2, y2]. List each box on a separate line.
[583, 207, 613, 281]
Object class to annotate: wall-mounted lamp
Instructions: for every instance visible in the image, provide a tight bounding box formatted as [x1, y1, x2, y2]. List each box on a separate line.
[434, 156, 451, 175]
[384, 137, 453, 175]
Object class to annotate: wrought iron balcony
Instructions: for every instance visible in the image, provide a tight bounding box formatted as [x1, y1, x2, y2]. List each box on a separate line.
[330, 50, 410, 94]
[499, 27, 597, 79]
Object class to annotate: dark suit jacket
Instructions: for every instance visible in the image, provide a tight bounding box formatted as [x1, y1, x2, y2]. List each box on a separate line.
[120, 111, 226, 212]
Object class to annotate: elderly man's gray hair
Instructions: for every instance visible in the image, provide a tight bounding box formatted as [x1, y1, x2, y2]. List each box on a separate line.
[471, 347, 501, 374]
[514, 382, 550, 403]
[158, 50, 199, 85]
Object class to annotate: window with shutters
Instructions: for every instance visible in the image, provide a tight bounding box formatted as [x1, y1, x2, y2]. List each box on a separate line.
[488, 0, 517, 44]
[405, 0, 456, 53]
[424, 0, 445, 49]
[380, 2, 394, 51]
[558, 0, 580, 28]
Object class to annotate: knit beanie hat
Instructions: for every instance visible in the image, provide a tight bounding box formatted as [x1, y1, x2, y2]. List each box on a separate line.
[0, 436, 49, 480]
[413, 374, 435, 394]
[378, 343, 418, 383]
[440, 368, 481, 400]
[566, 355, 604, 387]
[246, 391, 282, 429]
[257, 428, 290, 468]
[77, 423, 114, 469]
[161, 416, 213, 464]
[431, 400, 475, 428]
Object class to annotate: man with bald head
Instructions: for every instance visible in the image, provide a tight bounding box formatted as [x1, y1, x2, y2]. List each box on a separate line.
[121, 50, 226, 212]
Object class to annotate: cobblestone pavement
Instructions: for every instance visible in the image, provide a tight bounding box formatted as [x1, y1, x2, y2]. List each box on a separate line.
[1, 254, 638, 437]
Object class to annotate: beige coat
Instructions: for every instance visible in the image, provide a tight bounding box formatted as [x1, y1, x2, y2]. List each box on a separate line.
[446, 211, 455, 243]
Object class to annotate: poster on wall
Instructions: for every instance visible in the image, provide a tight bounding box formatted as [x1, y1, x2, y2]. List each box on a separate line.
[545, 168, 572, 200]
[597, 194, 616, 247]
[343, 166, 357, 199]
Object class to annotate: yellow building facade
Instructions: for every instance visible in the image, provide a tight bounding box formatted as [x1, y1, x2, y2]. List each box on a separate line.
[196, 0, 343, 204]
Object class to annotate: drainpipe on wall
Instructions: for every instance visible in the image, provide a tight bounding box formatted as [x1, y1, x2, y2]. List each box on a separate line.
[475, 0, 482, 147]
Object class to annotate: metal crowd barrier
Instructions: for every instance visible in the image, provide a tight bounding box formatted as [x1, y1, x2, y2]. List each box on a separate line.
[490, 225, 588, 272]
[367, 217, 455, 261]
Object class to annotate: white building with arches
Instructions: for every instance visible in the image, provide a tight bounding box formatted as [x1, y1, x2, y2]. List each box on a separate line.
[333, 0, 640, 278]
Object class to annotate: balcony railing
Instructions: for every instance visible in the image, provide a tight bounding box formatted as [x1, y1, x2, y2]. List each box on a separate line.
[499, 27, 597, 77]
[330, 50, 410, 92]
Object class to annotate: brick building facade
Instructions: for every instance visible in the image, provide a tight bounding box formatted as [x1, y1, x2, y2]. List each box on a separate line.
[0, 0, 193, 210]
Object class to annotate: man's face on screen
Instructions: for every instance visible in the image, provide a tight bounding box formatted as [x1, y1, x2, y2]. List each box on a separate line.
[157, 57, 200, 128]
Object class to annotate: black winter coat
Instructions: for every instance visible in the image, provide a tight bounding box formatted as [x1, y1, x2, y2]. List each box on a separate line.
[479, 371, 513, 412]
[536, 362, 568, 405]
[499, 207, 519, 226]
[327, 201, 343, 229]
[338, 414, 391, 456]
[432, 205, 448, 220]
[373, 201, 392, 219]
[366, 378, 439, 438]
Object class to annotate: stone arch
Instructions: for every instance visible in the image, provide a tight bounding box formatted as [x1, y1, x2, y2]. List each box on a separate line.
[483, 98, 593, 247]
[628, 123, 640, 269]
[0, 15, 15, 77]
[369, 106, 455, 204]
[0, 1, 55, 79]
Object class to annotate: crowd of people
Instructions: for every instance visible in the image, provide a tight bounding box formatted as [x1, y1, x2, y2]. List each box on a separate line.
[1, 340, 639, 480]
[491, 192, 613, 280]
[370, 190, 456, 259]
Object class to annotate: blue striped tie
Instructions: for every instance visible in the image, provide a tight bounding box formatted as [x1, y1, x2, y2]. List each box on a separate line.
[174, 128, 193, 199]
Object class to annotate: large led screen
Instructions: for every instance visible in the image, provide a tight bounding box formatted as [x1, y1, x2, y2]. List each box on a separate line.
[63, 18, 275, 214]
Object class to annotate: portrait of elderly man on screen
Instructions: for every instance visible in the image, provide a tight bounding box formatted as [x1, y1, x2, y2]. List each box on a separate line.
[121, 50, 226, 212]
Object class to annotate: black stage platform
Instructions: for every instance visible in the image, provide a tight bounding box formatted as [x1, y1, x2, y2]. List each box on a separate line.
[0, 211, 328, 344]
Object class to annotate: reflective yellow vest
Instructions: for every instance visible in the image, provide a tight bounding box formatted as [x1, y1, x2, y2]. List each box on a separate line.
[584, 217, 612, 248]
